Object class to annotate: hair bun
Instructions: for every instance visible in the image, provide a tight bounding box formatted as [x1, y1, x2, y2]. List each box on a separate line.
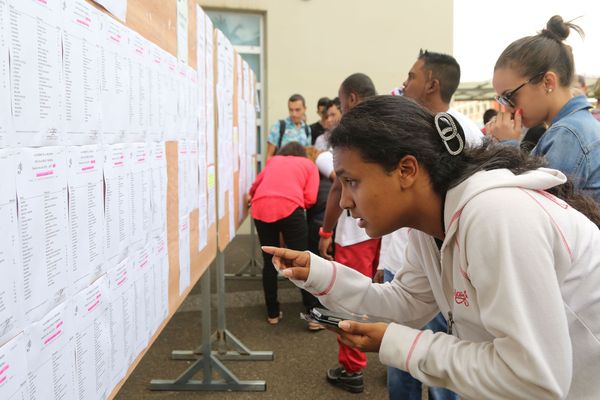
[542, 15, 585, 42]
[545, 15, 570, 41]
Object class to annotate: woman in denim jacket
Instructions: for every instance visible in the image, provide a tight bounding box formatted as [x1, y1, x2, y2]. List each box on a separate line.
[488, 15, 600, 204]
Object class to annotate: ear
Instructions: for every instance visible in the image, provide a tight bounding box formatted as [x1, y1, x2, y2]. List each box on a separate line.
[543, 71, 559, 92]
[349, 92, 359, 107]
[425, 78, 439, 95]
[395, 155, 419, 189]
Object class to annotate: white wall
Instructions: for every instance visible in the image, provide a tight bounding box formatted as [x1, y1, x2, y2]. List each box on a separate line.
[200, 0, 454, 133]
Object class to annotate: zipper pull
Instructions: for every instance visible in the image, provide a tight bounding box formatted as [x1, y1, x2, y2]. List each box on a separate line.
[447, 311, 454, 335]
[346, 209, 350, 217]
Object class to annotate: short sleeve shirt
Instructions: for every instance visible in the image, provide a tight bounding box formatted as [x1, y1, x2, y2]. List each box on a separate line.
[268, 117, 310, 147]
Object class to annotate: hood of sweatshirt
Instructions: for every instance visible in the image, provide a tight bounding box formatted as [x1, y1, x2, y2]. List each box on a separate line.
[442, 167, 567, 241]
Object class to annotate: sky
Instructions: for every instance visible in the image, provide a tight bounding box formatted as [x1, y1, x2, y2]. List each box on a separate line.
[454, 0, 600, 82]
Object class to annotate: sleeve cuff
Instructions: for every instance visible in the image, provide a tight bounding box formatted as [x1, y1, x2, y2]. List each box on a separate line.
[294, 252, 337, 295]
[379, 323, 428, 374]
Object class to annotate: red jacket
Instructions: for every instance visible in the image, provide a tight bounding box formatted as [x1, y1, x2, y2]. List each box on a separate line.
[249, 155, 319, 222]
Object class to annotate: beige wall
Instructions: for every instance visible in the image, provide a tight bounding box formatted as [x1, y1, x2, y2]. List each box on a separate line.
[200, 0, 454, 142]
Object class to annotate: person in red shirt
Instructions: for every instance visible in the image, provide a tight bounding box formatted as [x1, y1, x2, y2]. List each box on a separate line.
[249, 142, 320, 325]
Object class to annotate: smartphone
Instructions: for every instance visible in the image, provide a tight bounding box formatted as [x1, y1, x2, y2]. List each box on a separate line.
[300, 307, 386, 327]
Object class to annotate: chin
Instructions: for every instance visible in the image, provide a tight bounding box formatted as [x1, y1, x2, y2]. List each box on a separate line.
[364, 227, 383, 239]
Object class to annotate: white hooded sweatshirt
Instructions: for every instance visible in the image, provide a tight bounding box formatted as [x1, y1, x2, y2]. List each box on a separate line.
[295, 168, 600, 399]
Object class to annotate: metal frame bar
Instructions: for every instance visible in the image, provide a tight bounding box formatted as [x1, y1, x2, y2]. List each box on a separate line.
[149, 268, 267, 392]
[225, 218, 263, 280]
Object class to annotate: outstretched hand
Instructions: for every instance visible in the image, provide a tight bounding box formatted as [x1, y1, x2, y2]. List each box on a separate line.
[261, 246, 311, 281]
[336, 320, 389, 353]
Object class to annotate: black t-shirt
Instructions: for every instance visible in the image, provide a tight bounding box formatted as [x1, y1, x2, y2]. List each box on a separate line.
[309, 122, 326, 145]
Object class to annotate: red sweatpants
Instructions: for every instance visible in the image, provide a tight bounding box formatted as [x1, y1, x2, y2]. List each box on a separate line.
[334, 238, 381, 373]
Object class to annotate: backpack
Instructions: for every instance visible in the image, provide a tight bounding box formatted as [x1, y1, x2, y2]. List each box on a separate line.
[277, 119, 310, 149]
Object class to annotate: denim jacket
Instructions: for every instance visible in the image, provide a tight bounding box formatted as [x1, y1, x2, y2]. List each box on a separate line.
[531, 95, 600, 203]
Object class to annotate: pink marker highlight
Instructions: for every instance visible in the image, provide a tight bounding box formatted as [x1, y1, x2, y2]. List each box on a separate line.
[36, 0, 48, 4]
[0, 364, 9, 374]
[110, 35, 120, 43]
[76, 19, 90, 27]
[114, 161, 123, 166]
[117, 276, 127, 286]
[43, 330, 62, 345]
[88, 300, 100, 312]
[138, 158, 145, 162]
[36, 170, 54, 177]
[56, 320, 63, 329]
[0, 376, 6, 385]
[82, 166, 94, 171]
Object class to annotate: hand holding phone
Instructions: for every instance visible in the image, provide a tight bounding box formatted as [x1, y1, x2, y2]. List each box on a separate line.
[301, 308, 389, 353]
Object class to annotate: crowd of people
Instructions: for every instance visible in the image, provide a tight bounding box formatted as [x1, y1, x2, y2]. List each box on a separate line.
[248, 15, 600, 399]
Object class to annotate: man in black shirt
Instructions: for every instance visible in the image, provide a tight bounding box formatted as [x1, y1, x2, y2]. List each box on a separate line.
[309, 97, 330, 145]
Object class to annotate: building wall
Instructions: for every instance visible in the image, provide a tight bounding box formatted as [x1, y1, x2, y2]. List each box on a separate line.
[200, 0, 454, 139]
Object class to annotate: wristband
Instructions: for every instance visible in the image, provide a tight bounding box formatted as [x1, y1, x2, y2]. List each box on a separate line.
[319, 227, 333, 239]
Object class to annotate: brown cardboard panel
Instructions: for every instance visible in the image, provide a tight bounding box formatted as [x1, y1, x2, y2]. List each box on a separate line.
[126, 0, 177, 56]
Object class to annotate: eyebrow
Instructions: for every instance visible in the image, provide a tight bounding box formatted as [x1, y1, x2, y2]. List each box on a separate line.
[334, 168, 346, 177]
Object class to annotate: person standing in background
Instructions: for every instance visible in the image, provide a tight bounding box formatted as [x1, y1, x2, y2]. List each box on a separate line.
[310, 97, 330, 145]
[249, 142, 319, 325]
[489, 15, 600, 204]
[265, 94, 311, 160]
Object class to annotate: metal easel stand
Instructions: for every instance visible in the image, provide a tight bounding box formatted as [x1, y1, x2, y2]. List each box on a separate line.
[149, 267, 266, 392]
[225, 217, 263, 280]
[173, 250, 273, 362]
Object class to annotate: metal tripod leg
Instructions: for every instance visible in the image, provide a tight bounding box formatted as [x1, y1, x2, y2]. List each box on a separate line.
[171, 250, 273, 362]
[149, 269, 266, 392]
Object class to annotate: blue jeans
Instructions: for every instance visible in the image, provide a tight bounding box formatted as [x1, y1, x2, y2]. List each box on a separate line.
[384, 269, 458, 400]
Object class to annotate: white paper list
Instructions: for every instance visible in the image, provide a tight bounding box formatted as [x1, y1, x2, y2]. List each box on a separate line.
[178, 217, 190, 295]
[24, 301, 75, 400]
[72, 275, 111, 400]
[147, 44, 166, 142]
[106, 257, 134, 388]
[132, 245, 152, 355]
[178, 138, 189, 217]
[67, 145, 105, 292]
[104, 143, 131, 268]
[16, 146, 69, 321]
[0, 0, 13, 148]
[99, 13, 129, 144]
[129, 142, 151, 247]
[188, 139, 199, 211]
[0, 333, 28, 400]
[127, 33, 149, 142]
[152, 234, 168, 331]
[0, 150, 23, 346]
[150, 141, 167, 232]
[205, 14, 215, 166]
[8, 0, 63, 146]
[62, 0, 102, 145]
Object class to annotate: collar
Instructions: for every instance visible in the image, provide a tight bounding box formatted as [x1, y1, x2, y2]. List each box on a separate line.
[550, 95, 592, 126]
[285, 116, 306, 129]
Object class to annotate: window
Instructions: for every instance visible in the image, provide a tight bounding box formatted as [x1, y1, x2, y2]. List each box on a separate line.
[207, 10, 264, 156]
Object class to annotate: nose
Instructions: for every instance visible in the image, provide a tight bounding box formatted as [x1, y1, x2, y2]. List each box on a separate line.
[338, 185, 355, 211]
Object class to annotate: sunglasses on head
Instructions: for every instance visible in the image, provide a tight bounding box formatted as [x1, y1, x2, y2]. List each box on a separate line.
[495, 71, 546, 108]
